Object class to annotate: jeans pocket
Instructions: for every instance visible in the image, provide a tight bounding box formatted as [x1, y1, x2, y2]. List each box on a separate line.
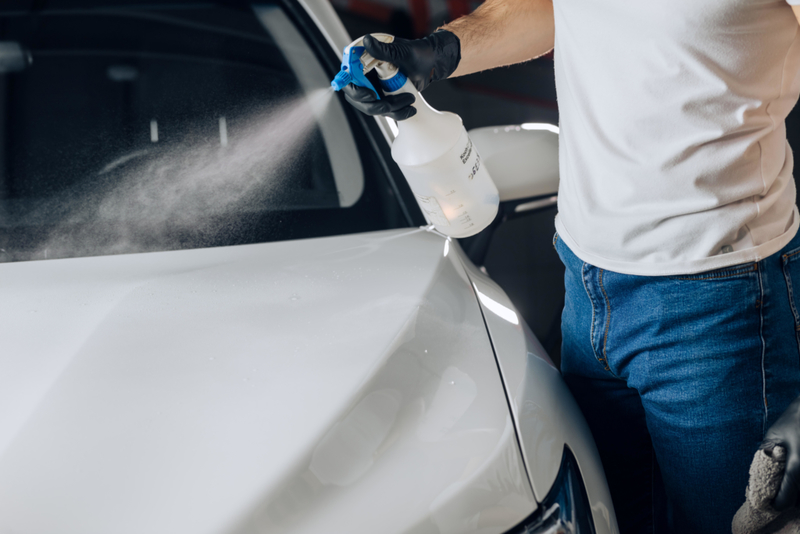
[668, 262, 758, 281]
[781, 248, 800, 357]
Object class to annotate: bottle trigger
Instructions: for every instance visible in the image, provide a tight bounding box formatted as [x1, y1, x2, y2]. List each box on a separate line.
[330, 45, 380, 99]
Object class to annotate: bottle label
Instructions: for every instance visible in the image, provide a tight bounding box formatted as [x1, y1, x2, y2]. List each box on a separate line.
[415, 195, 450, 226]
[459, 139, 473, 164]
[467, 153, 481, 181]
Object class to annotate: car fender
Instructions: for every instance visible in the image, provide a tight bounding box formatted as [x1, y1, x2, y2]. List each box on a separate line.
[455, 243, 620, 534]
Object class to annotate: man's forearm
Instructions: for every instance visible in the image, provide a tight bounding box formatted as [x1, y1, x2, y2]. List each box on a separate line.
[442, 0, 554, 77]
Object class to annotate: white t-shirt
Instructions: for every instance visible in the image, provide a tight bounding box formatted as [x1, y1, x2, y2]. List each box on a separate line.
[553, 0, 800, 276]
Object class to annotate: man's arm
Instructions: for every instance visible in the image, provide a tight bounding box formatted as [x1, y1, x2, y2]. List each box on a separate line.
[443, 0, 554, 77]
[793, 5, 800, 25]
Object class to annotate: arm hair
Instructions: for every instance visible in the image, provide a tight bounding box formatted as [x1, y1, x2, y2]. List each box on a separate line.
[441, 0, 554, 77]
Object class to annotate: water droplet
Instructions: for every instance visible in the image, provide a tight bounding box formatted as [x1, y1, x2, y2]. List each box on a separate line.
[290, 294, 300, 301]
[424, 349, 428, 353]
[449, 381, 455, 385]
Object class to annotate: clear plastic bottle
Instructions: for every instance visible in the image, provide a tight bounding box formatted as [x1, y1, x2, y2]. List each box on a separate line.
[379, 69, 499, 238]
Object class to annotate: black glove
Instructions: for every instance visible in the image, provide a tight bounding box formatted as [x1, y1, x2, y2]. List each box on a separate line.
[761, 394, 800, 510]
[341, 30, 461, 121]
[363, 30, 461, 92]
[342, 84, 418, 121]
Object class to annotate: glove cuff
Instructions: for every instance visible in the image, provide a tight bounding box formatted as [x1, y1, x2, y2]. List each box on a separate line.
[429, 29, 461, 82]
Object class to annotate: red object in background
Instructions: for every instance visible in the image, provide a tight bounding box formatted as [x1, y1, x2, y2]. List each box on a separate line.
[342, 0, 496, 37]
[347, 0, 395, 23]
[447, 0, 472, 20]
[409, 0, 430, 35]
[340, 0, 429, 36]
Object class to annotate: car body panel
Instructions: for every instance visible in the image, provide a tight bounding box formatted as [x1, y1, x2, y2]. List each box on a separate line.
[0, 228, 536, 534]
[460, 257, 620, 534]
[467, 126, 559, 203]
[295, 0, 352, 54]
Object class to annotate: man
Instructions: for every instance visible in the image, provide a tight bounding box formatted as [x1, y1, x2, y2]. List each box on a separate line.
[342, 0, 800, 532]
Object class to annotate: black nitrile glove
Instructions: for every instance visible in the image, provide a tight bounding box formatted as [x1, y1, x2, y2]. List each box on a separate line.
[341, 31, 461, 121]
[363, 30, 461, 92]
[761, 394, 800, 510]
[342, 84, 417, 121]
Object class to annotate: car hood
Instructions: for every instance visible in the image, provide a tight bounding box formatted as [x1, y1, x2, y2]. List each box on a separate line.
[0, 229, 535, 534]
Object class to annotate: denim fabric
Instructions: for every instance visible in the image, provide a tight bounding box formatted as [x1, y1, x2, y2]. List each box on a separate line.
[554, 231, 800, 534]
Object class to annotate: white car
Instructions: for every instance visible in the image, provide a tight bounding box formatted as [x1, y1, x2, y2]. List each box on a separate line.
[0, 1, 618, 533]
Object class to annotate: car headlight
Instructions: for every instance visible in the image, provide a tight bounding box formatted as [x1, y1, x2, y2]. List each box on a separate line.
[506, 446, 596, 534]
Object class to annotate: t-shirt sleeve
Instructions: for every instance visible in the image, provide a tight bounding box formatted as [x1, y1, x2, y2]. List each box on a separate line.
[787, 0, 800, 5]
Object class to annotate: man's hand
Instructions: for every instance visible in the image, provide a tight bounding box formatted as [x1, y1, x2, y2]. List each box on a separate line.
[761, 394, 800, 510]
[362, 32, 461, 92]
[342, 84, 417, 121]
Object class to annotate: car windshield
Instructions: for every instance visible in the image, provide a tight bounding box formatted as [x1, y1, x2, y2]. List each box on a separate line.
[0, 1, 395, 262]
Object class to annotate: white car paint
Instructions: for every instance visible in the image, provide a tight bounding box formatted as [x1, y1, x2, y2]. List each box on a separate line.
[463, 260, 619, 534]
[467, 126, 560, 203]
[0, 229, 536, 533]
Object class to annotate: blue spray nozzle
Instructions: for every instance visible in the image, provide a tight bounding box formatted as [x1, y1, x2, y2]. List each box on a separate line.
[331, 70, 351, 91]
[330, 45, 381, 100]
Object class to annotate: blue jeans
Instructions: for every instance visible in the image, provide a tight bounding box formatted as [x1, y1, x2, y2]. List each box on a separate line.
[554, 231, 800, 534]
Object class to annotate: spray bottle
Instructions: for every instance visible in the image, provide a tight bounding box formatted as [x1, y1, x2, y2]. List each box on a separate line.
[331, 34, 499, 239]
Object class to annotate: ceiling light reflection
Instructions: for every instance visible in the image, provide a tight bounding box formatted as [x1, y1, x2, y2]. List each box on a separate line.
[521, 122, 559, 134]
[473, 284, 519, 325]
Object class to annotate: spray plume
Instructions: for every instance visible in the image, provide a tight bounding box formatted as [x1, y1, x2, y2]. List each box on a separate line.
[12, 88, 335, 262]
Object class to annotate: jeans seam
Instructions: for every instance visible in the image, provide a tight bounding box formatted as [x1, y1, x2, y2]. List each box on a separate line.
[783, 254, 800, 325]
[599, 269, 612, 371]
[758, 260, 768, 434]
[581, 263, 616, 375]
[672, 263, 758, 281]
[581, 262, 598, 363]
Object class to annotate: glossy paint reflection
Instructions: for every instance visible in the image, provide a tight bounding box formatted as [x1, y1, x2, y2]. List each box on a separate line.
[473, 284, 519, 325]
[241, 230, 536, 534]
[0, 229, 535, 534]
[417, 367, 477, 442]
[310, 389, 403, 486]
